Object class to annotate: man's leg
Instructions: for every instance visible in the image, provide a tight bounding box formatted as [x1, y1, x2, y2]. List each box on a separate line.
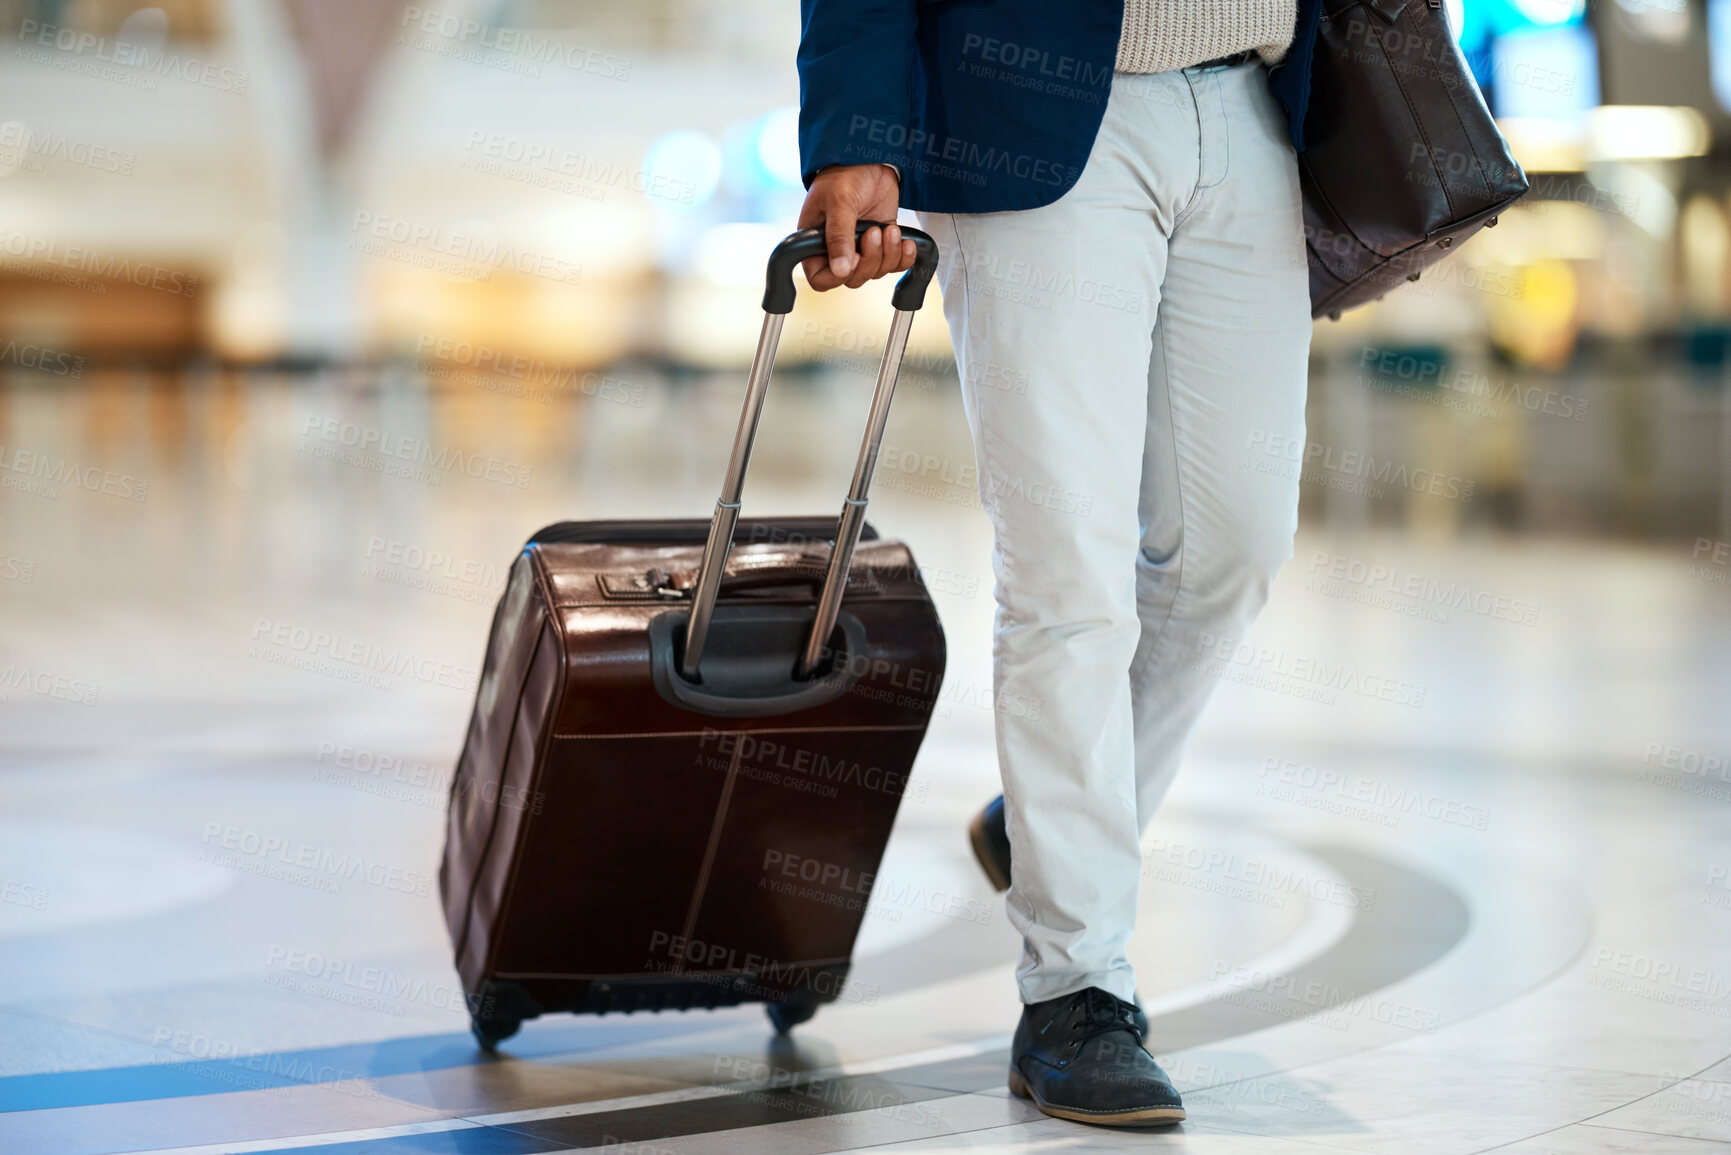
[920, 68, 1206, 1006]
[1130, 62, 1313, 825]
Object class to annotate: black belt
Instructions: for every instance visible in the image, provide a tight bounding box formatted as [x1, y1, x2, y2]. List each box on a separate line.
[1191, 50, 1256, 70]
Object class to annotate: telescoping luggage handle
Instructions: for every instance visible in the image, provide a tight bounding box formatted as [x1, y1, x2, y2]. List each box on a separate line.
[680, 221, 940, 684]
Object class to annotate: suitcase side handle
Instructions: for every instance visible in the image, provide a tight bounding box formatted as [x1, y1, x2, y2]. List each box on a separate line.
[679, 224, 939, 688]
[651, 607, 870, 717]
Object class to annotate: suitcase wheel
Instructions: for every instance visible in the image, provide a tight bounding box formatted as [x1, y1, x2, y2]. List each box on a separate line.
[468, 980, 539, 1052]
[471, 1009, 523, 1052]
[766, 988, 822, 1035]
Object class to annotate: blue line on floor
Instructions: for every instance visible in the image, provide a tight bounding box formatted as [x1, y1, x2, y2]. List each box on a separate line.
[259, 1129, 564, 1155]
[255, 1129, 567, 1155]
[0, 1011, 750, 1113]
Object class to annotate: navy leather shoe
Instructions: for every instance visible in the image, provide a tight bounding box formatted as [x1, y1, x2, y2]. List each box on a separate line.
[967, 794, 1012, 891]
[1009, 987, 1185, 1127]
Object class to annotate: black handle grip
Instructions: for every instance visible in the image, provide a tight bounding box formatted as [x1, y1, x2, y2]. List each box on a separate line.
[762, 221, 940, 315]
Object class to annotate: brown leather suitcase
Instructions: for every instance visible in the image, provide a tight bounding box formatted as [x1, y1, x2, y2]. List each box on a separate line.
[440, 224, 947, 1048]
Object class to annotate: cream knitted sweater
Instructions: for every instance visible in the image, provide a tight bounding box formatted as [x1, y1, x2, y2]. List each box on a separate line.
[1115, 0, 1299, 73]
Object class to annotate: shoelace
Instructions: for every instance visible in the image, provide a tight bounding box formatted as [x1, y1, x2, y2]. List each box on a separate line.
[1069, 988, 1141, 1047]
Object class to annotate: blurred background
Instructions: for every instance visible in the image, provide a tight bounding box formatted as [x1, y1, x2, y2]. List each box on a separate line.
[0, 0, 1730, 538]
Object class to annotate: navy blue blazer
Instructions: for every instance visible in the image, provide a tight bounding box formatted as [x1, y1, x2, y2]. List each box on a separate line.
[797, 0, 1324, 214]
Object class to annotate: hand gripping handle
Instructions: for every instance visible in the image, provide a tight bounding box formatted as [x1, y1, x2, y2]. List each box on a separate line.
[763, 221, 940, 314]
[679, 222, 939, 686]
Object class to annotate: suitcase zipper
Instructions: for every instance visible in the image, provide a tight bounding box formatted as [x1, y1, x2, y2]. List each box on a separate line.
[597, 565, 880, 601]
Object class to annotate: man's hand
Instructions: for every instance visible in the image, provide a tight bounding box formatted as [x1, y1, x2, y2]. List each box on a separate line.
[798, 164, 917, 291]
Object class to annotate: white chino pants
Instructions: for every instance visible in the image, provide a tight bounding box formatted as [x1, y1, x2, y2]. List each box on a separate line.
[920, 60, 1313, 1005]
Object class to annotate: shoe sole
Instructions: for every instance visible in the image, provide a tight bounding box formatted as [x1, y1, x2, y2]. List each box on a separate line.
[967, 811, 1011, 893]
[1008, 1066, 1186, 1127]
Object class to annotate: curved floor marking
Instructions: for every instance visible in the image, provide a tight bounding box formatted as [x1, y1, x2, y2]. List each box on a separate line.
[46, 841, 1474, 1155]
[1126, 842, 1360, 1021]
[1139, 843, 1469, 1052]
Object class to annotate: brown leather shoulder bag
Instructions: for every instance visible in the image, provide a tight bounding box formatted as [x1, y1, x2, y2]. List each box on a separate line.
[1299, 0, 1530, 318]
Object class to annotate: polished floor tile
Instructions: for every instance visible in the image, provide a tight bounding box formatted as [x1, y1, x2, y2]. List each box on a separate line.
[2, 368, 1729, 1154]
[1494, 1125, 1731, 1154]
[1590, 1079, 1731, 1145]
[829, 1113, 1371, 1152]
